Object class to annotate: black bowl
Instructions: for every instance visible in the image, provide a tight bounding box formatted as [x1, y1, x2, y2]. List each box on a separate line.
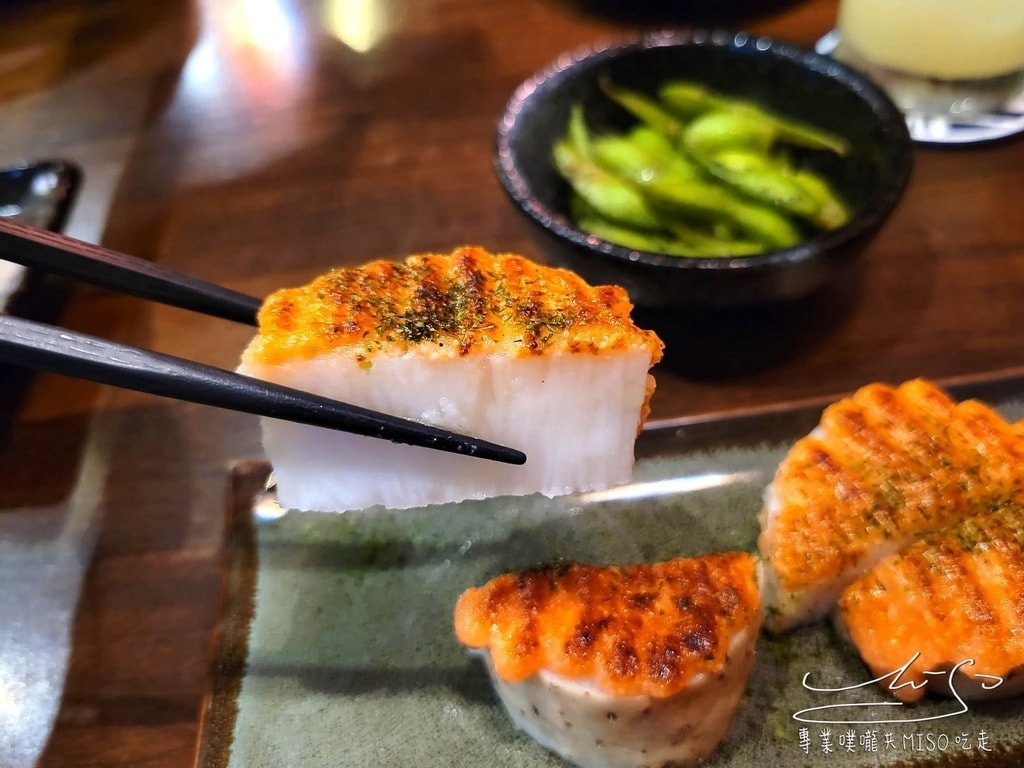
[494, 29, 913, 308]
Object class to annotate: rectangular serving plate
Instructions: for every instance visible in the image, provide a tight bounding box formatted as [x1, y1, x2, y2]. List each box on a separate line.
[197, 370, 1024, 768]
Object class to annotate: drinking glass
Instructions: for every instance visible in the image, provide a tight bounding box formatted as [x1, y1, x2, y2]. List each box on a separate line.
[833, 0, 1024, 122]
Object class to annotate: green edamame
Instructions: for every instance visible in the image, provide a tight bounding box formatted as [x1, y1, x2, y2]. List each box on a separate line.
[550, 77, 852, 258]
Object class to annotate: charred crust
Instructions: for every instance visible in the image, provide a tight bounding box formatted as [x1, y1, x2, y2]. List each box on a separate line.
[628, 592, 656, 610]
[608, 640, 641, 681]
[682, 629, 717, 660]
[646, 642, 683, 687]
[459, 552, 758, 697]
[248, 247, 665, 365]
[565, 618, 610, 657]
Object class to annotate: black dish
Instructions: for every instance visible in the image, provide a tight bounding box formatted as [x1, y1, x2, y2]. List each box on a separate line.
[494, 29, 913, 308]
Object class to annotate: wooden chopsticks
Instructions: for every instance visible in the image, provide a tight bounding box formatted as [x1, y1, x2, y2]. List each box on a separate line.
[0, 218, 526, 466]
[0, 216, 262, 325]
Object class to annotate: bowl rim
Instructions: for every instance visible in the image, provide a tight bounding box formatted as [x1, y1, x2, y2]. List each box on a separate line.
[493, 28, 914, 275]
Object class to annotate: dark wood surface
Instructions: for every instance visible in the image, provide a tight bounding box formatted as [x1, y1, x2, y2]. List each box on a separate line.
[1, 0, 1022, 765]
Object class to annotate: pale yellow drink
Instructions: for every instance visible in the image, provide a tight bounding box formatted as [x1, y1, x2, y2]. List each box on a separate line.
[839, 0, 1024, 80]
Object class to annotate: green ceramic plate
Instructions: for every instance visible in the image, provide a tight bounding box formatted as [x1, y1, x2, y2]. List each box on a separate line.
[198, 373, 1024, 768]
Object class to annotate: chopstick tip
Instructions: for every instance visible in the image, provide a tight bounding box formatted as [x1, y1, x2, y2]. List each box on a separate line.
[473, 441, 527, 465]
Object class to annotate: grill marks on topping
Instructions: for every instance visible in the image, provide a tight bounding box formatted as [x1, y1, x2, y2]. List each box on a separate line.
[246, 246, 665, 364]
[454, 553, 760, 698]
[764, 379, 1024, 594]
[840, 501, 1024, 701]
[757, 377, 1024, 701]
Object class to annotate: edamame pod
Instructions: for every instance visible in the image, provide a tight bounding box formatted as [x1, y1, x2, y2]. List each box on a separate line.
[640, 175, 802, 248]
[660, 80, 849, 155]
[552, 83, 852, 258]
[572, 193, 766, 257]
[790, 168, 851, 230]
[590, 130, 700, 184]
[590, 135, 663, 184]
[680, 110, 776, 157]
[664, 220, 766, 256]
[599, 78, 687, 141]
[626, 126, 703, 178]
[577, 209, 765, 257]
[654, 81, 719, 117]
[723, 200, 804, 249]
[573, 207, 682, 253]
[553, 140, 663, 229]
[702, 149, 821, 220]
[566, 103, 592, 157]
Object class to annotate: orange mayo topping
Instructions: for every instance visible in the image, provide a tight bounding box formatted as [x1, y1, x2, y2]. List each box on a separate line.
[839, 498, 1024, 702]
[244, 246, 664, 365]
[454, 552, 761, 699]
[764, 379, 1024, 592]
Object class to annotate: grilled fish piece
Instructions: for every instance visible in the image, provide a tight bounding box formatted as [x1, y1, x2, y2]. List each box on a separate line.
[838, 499, 1024, 703]
[758, 378, 1024, 632]
[453, 553, 761, 768]
[238, 246, 663, 512]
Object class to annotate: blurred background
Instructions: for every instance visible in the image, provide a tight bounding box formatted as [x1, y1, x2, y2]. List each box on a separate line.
[1, 0, 1023, 766]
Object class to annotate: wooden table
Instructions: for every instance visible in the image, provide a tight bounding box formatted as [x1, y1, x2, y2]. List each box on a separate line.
[1, 0, 1022, 765]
